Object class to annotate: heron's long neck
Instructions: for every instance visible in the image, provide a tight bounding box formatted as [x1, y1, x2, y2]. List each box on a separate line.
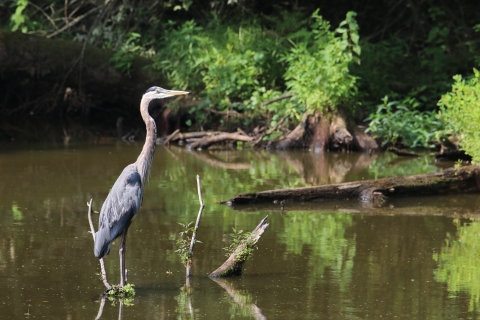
[135, 96, 157, 186]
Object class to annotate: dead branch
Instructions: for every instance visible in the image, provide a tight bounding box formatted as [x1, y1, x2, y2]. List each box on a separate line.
[164, 129, 180, 144]
[388, 147, 419, 157]
[186, 175, 205, 278]
[188, 132, 254, 150]
[261, 93, 293, 107]
[209, 216, 269, 278]
[222, 166, 480, 206]
[236, 127, 249, 136]
[162, 131, 222, 143]
[87, 199, 112, 290]
[252, 114, 289, 147]
[209, 109, 242, 117]
[47, 6, 101, 38]
[265, 112, 309, 150]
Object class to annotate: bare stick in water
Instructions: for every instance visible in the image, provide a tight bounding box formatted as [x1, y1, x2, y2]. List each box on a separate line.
[87, 199, 112, 290]
[186, 175, 205, 277]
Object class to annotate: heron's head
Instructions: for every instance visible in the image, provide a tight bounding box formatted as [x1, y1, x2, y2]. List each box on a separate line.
[144, 86, 189, 99]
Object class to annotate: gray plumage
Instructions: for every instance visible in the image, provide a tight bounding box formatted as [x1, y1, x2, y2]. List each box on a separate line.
[94, 164, 142, 258]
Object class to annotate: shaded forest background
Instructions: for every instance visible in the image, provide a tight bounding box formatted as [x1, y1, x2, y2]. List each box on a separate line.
[0, 0, 479, 156]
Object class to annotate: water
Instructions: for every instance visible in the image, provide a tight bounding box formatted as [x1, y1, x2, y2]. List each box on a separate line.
[1, 142, 479, 319]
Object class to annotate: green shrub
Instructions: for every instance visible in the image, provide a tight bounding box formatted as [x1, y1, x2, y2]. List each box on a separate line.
[153, 11, 361, 128]
[283, 10, 360, 113]
[439, 70, 480, 163]
[154, 20, 209, 91]
[366, 96, 445, 148]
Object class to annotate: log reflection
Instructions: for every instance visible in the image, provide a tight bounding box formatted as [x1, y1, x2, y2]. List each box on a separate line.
[211, 278, 266, 320]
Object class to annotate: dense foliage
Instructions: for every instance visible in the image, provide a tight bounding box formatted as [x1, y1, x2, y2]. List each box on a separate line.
[2, 0, 480, 150]
[365, 97, 445, 148]
[154, 10, 360, 128]
[439, 70, 480, 163]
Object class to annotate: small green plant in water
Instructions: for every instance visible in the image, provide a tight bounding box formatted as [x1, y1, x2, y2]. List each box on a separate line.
[223, 228, 255, 261]
[175, 222, 200, 265]
[106, 283, 135, 304]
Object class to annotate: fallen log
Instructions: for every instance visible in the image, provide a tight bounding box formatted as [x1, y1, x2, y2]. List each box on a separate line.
[225, 194, 480, 218]
[209, 216, 269, 278]
[222, 165, 480, 205]
[388, 147, 419, 157]
[188, 132, 254, 150]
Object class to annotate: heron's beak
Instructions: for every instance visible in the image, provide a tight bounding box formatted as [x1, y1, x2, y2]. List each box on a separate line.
[162, 89, 189, 97]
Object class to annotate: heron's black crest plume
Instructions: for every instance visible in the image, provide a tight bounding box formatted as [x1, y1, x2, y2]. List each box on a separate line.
[145, 86, 162, 93]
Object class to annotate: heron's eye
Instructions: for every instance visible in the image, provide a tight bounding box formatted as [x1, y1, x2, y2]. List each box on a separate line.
[155, 89, 160, 93]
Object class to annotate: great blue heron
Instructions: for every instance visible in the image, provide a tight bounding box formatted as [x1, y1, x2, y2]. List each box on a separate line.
[94, 86, 188, 287]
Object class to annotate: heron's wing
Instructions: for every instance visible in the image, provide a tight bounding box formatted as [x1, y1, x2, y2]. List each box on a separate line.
[94, 164, 142, 258]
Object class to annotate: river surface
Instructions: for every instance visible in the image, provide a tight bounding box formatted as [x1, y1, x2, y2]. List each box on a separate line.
[1, 141, 479, 319]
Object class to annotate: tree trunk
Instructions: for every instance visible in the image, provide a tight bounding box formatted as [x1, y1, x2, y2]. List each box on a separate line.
[264, 111, 366, 152]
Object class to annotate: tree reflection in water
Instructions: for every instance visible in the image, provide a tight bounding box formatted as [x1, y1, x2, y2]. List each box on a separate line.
[280, 211, 355, 287]
[434, 218, 480, 312]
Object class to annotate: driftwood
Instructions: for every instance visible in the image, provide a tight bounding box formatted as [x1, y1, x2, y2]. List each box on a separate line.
[209, 216, 269, 278]
[222, 166, 480, 206]
[266, 112, 309, 150]
[387, 147, 419, 157]
[188, 132, 254, 150]
[162, 130, 222, 143]
[226, 193, 480, 218]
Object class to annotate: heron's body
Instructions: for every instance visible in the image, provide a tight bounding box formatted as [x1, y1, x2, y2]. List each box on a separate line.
[94, 164, 142, 258]
[93, 86, 188, 287]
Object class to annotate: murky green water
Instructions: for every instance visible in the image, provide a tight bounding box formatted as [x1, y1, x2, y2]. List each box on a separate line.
[1, 142, 479, 319]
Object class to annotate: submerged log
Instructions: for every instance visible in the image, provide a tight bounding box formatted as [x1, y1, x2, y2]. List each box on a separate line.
[222, 165, 480, 205]
[387, 147, 419, 157]
[209, 216, 269, 278]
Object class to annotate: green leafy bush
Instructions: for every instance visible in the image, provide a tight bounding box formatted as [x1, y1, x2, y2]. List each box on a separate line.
[439, 70, 480, 163]
[154, 21, 209, 91]
[10, 0, 29, 32]
[365, 96, 445, 148]
[110, 32, 146, 75]
[283, 10, 360, 113]
[154, 11, 361, 128]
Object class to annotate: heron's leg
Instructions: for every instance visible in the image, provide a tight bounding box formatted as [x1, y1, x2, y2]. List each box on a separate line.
[119, 222, 131, 287]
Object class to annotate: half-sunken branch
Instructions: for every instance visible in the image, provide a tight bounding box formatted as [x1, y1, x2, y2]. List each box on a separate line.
[209, 216, 269, 278]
